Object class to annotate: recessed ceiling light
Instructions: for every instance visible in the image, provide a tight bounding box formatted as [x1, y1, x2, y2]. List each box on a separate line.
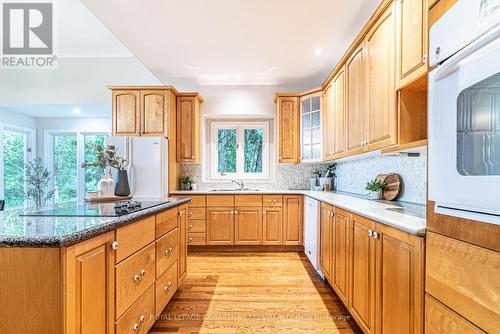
[72, 108, 81, 114]
[235, 73, 241, 79]
[315, 48, 322, 56]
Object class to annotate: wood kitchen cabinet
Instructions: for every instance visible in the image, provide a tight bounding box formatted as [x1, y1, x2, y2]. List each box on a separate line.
[178, 206, 188, 283]
[111, 88, 173, 137]
[275, 95, 300, 163]
[207, 207, 235, 245]
[262, 207, 283, 245]
[349, 214, 376, 334]
[323, 67, 347, 160]
[300, 92, 322, 161]
[322, 83, 335, 161]
[177, 94, 202, 163]
[346, 42, 368, 155]
[320, 203, 334, 283]
[234, 207, 263, 245]
[283, 195, 303, 245]
[396, 0, 428, 88]
[332, 207, 350, 306]
[366, 3, 397, 151]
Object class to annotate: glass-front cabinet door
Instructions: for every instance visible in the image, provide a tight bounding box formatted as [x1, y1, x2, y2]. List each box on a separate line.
[301, 93, 322, 162]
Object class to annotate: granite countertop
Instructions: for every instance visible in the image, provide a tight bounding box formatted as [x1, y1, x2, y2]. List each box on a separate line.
[170, 189, 426, 235]
[0, 197, 190, 248]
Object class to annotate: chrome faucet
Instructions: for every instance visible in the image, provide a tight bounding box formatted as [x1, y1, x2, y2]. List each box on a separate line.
[232, 179, 244, 190]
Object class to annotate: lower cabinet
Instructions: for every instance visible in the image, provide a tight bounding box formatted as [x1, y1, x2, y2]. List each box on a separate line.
[319, 208, 424, 334]
[283, 195, 303, 245]
[262, 207, 283, 245]
[207, 207, 234, 245]
[235, 207, 263, 245]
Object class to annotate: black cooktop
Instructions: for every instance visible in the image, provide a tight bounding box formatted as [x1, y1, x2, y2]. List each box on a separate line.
[20, 200, 169, 217]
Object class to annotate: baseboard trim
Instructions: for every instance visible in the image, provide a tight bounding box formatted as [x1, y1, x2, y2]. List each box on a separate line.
[188, 245, 304, 252]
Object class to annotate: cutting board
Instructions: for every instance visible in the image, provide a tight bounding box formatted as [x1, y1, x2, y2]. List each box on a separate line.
[376, 173, 402, 201]
[84, 195, 132, 203]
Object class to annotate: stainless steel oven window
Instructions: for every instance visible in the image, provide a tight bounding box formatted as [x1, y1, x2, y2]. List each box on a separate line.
[457, 72, 500, 175]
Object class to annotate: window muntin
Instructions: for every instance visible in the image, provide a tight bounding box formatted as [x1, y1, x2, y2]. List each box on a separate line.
[301, 95, 321, 161]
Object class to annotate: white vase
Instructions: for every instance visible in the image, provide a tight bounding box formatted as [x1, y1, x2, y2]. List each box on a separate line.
[368, 191, 381, 200]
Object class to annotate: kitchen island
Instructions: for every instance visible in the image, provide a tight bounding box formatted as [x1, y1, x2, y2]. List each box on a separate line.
[0, 197, 190, 334]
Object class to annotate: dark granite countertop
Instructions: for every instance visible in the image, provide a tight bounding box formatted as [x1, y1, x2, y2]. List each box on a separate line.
[0, 197, 190, 248]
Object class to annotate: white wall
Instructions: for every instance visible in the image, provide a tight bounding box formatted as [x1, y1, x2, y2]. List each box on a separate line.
[0, 109, 37, 128]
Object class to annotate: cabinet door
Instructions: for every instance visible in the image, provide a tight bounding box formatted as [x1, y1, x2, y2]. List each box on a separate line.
[283, 195, 303, 245]
[323, 84, 335, 160]
[320, 203, 333, 282]
[262, 207, 282, 245]
[375, 223, 424, 334]
[67, 232, 115, 334]
[207, 207, 234, 245]
[177, 97, 199, 162]
[141, 90, 168, 137]
[333, 68, 347, 157]
[235, 207, 263, 245]
[332, 208, 349, 306]
[366, 4, 397, 151]
[178, 206, 188, 282]
[397, 0, 428, 88]
[300, 93, 322, 162]
[349, 214, 376, 334]
[112, 90, 140, 136]
[277, 96, 300, 163]
[346, 43, 367, 154]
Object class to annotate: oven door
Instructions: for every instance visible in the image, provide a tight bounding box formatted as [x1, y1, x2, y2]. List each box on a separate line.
[429, 24, 500, 224]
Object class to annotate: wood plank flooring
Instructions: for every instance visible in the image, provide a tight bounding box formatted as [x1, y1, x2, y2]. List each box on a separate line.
[150, 252, 361, 333]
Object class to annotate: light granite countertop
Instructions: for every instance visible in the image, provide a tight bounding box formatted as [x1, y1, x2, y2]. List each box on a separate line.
[0, 197, 190, 248]
[170, 189, 426, 236]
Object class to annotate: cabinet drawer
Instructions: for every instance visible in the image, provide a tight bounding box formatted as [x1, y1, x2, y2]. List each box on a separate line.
[426, 232, 500, 333]
[155, 261, 178, 316]
[188, 232, 206, 245]
[116, 216, 156, 263]
[187, 207, 205, 220]
[115, 284, 155, 334]
[235, 194, 263, 207]
[188, 195, 206, 207]
[187, 220, 206, 233]
[263, 195, 283, 207]
[115, 243, 155, 318]
[207, 194, 234, 206]
[156, 208, 178, 238]
[155, 228, 179, 279]
[425, 295, 484, 334]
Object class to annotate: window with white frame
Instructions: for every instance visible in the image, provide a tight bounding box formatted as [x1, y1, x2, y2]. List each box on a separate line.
[45, 131, 107, 203]
[210, 122, 269, 180]
[0, 124, 35, 209]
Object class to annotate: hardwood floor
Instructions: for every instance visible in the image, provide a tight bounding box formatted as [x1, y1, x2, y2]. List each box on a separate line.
[151, 252, 361, 333]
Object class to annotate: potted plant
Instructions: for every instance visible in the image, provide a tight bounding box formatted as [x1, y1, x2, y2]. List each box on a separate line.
[365, 178, 386, 200]
[24, 157, 55, 208]
[180, 176, 193, 190]
[81, 145, 130, 197]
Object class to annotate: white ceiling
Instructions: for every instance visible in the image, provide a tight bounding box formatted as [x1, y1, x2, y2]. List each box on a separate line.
[81, 0, 380, 88]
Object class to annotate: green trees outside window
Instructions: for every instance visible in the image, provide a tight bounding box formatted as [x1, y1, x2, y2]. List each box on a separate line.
[3, 130, 26, 207]
[84, 135, 106, 192]
[53, 134, 78, 204]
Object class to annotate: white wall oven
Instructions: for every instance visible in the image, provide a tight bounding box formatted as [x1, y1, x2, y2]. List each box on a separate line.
[429, 0, 500, 225]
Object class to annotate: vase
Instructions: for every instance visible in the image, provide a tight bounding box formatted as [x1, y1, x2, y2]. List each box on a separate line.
[368, 191, 381, 200]
[115, 169, 131, 196]
[99, 172, 114, 197]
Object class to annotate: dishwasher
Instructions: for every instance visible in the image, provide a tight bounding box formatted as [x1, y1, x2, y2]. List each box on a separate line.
[304, 197, 323, 278]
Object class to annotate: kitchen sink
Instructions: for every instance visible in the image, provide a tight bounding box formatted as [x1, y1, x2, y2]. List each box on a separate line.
[210, 188, 260, 192]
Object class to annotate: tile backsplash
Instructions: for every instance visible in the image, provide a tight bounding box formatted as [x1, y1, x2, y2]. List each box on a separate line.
[335, 154, 426, 204]
[179, 154, 426, 205]
[180, 164, 326, 191]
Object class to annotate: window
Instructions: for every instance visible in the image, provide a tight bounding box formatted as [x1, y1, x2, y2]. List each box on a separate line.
[211, 122, 269, 180]
[301, 95, 322, 161]
[45, 131, 108, 203]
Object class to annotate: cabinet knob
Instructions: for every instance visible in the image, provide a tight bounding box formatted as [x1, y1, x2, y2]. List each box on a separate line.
[179, 211, 183, 216]
[188, 237, 193, 243]
[234, 210, 238, 214]
[188, 224, 193, 230]
[164, 282, 173, 293]
[133, 274, 140, 282]
[165, 247, 173, 256]
[278, 156, 282, 159]
[368, 229, 373, 237]
[191, 155, 195, 159]
[188, 211, 193, 217]
[422, 54, 427, 61]
[140, 269, 146, 277]
[263, 211, 266, 214]
[373, 231, 379, 239]
[111, 241, 119, 250]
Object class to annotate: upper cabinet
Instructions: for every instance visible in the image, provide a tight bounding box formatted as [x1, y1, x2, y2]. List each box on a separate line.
[322, 83, 335, 161]
[396, 0, 428, 88]
[111, 88, 173, 137]
[366, 3, 397, 151]
[275, 95, 300, 164]
[177, 94, 202, 163]
[300, 92, 322, 162]
[346, 42, 368, 155]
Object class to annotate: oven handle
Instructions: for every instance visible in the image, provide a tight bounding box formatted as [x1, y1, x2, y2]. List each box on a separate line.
[434, 24, 500, 81]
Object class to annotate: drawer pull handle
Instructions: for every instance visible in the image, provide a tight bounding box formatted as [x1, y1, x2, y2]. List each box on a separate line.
[165, 247, 173, 256]
[164, 282, 173, 293]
